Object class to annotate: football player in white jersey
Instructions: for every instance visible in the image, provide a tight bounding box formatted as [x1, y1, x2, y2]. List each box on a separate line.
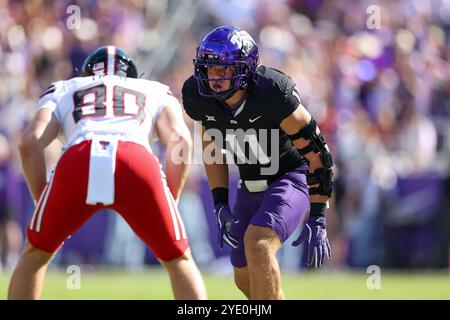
[8, 46, 207, 300]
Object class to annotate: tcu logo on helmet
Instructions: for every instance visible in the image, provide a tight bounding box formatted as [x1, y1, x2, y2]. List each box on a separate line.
[229, 31, 256, 56]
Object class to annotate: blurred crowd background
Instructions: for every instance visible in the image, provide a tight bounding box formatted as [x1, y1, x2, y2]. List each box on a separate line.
[0, 0, 449, 273]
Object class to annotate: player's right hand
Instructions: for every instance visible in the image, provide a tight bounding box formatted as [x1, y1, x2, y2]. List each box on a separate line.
[214, 203, 239, 249]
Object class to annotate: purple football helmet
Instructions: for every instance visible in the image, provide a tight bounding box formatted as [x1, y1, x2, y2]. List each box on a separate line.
[194, 26, 259, 100]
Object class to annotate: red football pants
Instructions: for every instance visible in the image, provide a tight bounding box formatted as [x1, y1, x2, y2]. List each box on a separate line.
[27, 140, 188, 261]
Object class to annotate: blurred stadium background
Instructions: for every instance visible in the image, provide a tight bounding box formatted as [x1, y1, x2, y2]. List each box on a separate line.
[0, 0, 449, 299]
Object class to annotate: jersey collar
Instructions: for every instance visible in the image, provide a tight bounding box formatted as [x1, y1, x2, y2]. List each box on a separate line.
[218, 93, 248, 117]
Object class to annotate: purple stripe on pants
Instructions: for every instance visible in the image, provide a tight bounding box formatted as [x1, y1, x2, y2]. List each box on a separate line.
[230, 165, 310, 267]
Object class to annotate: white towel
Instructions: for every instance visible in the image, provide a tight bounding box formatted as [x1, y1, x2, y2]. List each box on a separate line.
[86, 136, 118, 205]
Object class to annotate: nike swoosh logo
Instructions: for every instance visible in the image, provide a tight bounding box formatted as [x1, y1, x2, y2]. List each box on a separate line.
[249, 116, 262, 123]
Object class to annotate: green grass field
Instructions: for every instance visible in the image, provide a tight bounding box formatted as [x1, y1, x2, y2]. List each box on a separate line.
[1, 268, 449, 299]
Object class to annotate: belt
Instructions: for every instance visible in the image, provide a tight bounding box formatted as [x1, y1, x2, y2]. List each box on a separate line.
[238, 165, 308, 193]
[238, 179, 270, 193]
[238, 171, 284, 193]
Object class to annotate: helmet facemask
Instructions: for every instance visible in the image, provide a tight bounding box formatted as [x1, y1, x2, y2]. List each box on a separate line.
[194, 58, 250, 101]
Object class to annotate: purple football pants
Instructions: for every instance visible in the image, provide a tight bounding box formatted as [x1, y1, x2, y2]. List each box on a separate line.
[230, 165, 310, 267]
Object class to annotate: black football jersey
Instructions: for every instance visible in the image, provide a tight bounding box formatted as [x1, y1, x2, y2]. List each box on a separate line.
[182, 65, 307, 180]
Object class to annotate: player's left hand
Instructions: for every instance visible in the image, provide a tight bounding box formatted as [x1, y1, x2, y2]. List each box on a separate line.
[292, 215, 331, 268]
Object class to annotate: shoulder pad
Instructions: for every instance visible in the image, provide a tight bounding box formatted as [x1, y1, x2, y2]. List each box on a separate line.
[182, 76, 204, 121]
[38, 81, 66, 108]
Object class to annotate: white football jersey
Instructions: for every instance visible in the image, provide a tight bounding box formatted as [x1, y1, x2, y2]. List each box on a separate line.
[38, 75, 174, 151]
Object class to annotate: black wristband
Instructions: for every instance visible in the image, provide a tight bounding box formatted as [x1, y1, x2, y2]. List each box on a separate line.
[310, 202, 326, 217]
[211, 187, 229, 206]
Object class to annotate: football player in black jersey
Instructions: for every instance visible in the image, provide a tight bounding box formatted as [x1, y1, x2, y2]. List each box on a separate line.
[182, 26, 333, 299]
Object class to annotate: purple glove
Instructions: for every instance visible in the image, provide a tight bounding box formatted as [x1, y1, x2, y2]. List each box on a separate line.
[292, 215, 331, 268]
[214, 203, 239, 249]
